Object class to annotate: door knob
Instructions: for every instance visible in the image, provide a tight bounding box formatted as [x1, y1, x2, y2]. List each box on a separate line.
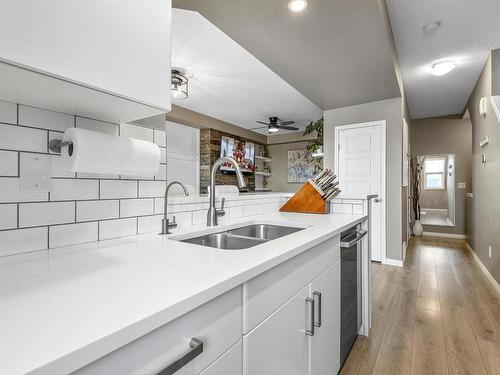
[374, 198, 382, 203]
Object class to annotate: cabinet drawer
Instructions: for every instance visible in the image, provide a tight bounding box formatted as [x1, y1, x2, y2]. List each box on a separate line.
[243, 235, 339, 333]
[200, 340, 242, 375]
[76, 286, 242, 375]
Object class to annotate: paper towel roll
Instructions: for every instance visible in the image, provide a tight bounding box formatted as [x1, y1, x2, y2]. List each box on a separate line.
[61, 128, 161, 177]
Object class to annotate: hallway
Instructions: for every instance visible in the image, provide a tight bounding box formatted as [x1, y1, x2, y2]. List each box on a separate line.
[341, 236, 500, 375]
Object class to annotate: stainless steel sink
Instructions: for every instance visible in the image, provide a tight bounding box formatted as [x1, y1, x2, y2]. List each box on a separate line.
[176, 224, 305, 250]
[180, 232, 267, 250]
[228, 224, 304, 240]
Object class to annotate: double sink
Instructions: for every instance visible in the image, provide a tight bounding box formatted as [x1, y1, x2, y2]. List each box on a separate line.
[177, 224, 305, 250]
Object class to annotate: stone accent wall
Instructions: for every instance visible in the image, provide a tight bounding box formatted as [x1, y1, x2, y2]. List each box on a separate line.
[200, 128, 263, 193]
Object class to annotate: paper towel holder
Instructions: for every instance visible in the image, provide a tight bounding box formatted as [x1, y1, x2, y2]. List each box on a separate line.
[49, 139, 74, 155]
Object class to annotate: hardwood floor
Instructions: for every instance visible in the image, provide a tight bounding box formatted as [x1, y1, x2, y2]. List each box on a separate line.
[341, 236, 500, 375]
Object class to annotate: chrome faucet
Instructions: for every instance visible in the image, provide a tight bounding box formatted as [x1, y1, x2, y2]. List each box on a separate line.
[161, 181, 189, 235]
[207, 157, 247, 226]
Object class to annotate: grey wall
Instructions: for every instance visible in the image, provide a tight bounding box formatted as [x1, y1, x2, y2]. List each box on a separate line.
[467, 52, 500, 284]
[410, 118, 472, 236]
[267, 140, 310, 193]
[324, 97, 404, 261]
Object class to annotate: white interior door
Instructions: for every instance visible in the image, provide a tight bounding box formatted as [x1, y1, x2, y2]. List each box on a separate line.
[336, 122, 385, 262]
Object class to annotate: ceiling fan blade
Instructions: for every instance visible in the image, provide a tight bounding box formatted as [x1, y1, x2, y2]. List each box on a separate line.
[279, 121, 295, 126]
[256, 121, 270, 125]
[279, 125, 299, 131]
[248, 125, 268, 130]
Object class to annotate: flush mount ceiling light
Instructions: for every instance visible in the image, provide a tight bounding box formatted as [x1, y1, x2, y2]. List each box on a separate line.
[288, 0, 308, 13]
[431, 60, 457, 76]
[171, 69, 189, 100]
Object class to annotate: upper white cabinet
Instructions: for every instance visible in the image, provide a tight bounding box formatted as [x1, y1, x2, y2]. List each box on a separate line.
[0, 0, 171, 123]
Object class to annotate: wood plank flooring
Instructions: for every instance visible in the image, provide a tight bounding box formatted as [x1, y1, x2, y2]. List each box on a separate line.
[341, 236, 500, 375]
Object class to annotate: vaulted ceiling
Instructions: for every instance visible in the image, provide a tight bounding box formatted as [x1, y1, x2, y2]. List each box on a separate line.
[173, 0, 401, 112]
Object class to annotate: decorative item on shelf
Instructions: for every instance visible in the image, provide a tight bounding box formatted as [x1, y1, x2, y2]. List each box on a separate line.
[303, 118, 324, 158]
[263, 166, 271, 173]
[259, 145, 268, 157]
[411, 156, 423, 236]
[280, 169, 340, 214]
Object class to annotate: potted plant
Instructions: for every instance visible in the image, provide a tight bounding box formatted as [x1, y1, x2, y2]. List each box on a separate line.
[410, 156, 423, 236]
[303, 118, 323, 157]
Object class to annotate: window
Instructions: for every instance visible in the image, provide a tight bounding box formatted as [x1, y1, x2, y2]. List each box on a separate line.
[424, 157, 446, 189]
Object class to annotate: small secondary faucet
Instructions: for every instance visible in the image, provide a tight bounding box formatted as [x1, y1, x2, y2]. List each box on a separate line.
[161, 181, 189, 235]
[207, 157, 247, 226]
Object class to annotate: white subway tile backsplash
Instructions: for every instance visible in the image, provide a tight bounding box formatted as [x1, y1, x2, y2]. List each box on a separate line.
[243, 205, 256, 217]
[137, 215, 162, 234]
[19, 202, 74, 227]
[51, 155, 75, 178]
[19, 105, 73, 131]
[0, 124, 47, 152]
[120, 123, 154, 142]
[51, 179, 99, 201]
[0, 178, 48, 203]
[332, 203, 353, 214]
[192, 210, 206, 225]
[76, 200, 119, 222]
[78, 172, 119, 180]
[120, 199, 154, 218]
[228, 206, 244, 219]
[160, 147, 166, 163]
[0, 151, 18, 176]
[0, 227, 47, 256]
[99, 218, 137, 240]
[154, 130, 166, 147]
[155, 166, 166, 181]
[0, 101, 17, 124]
[167, 211, 192, 228]
[76, 117, 118, 135]
[154, 198, 165, 215]
[100, 180, 137, 199]
[139, 181, 165, 198]
[49, 222, 98, 248]
[352, 204, 364, 215]
[0, 204, 17, 230]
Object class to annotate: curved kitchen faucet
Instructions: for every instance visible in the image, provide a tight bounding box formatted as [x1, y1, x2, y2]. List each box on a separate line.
[161, 181, 190, 234]
[207, 157, 247, 226]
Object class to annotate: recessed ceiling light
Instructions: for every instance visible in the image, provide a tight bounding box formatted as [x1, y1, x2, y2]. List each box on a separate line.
[423, 21, 441, 35]
[288, 0, 308, 13]
[431, 60, 457, 76]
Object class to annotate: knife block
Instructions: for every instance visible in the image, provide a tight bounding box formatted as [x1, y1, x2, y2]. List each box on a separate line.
[279, 179, 331, 214]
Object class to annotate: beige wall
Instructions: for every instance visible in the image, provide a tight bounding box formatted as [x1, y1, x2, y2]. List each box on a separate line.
[410, 118, 472, 236]
[324, 97, 404, 261]
[467, 52, 500, 284]
[267, 140, 311, 193]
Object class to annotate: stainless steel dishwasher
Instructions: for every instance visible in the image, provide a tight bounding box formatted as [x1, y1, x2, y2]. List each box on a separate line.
[340, 225, 367, 368]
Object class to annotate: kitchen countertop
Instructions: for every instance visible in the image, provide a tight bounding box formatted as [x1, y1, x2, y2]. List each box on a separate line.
[0, 211, 366, 375]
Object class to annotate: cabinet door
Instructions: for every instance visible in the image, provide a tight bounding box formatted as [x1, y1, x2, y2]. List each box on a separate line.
[200, 341, 242, 375]
[309, 261, 341, 375]
[243, 286, 310, 375]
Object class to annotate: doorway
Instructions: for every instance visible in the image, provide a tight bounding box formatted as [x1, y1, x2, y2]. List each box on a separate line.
[417, 154, 455, 227]
[335, 121, 386, 262]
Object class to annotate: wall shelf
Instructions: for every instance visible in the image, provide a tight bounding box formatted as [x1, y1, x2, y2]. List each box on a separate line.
[255, 155, 272, 162]
[255, 171, 272, 177]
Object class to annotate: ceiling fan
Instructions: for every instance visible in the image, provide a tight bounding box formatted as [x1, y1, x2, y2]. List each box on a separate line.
[251, 117, 299, 133]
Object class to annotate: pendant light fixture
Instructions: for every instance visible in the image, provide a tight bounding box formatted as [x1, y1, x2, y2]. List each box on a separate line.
[171, 69, 189, 100]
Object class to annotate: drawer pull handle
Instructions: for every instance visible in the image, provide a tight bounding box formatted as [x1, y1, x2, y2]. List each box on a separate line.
[157, 338, 204, 375]
[305, 297, 315, 336]
[313, 291, 322, 327]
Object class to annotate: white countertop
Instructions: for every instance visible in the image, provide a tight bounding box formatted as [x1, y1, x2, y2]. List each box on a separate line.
[0, 211, 366, 375]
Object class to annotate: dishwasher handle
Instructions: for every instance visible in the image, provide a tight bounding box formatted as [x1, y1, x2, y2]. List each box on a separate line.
[340, 229, 367, 248]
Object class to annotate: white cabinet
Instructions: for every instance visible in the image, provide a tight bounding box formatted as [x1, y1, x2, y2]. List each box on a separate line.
[309, 262, 341, 375]
[0, 0, 171, 123]
[76, 287, 242, 375]
[200, 341, 242, 375]
[243, 286, 310, 375]
[243, 235, 342, 375]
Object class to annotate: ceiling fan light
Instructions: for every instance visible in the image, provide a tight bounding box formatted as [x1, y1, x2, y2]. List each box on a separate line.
[431, 60, 457, 76]
[268, 125, 279, 133]
[288, 0, 308, 13]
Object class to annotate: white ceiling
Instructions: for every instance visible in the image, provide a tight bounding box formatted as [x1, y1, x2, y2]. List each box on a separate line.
[387, 0, 500, 119]
[171, 9, 322, 135]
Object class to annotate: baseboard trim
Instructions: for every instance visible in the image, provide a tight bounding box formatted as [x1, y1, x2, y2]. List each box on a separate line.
[422, 231, 468, 239]
[466, 243, 500, 295]
[382, 258, 403, 267]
